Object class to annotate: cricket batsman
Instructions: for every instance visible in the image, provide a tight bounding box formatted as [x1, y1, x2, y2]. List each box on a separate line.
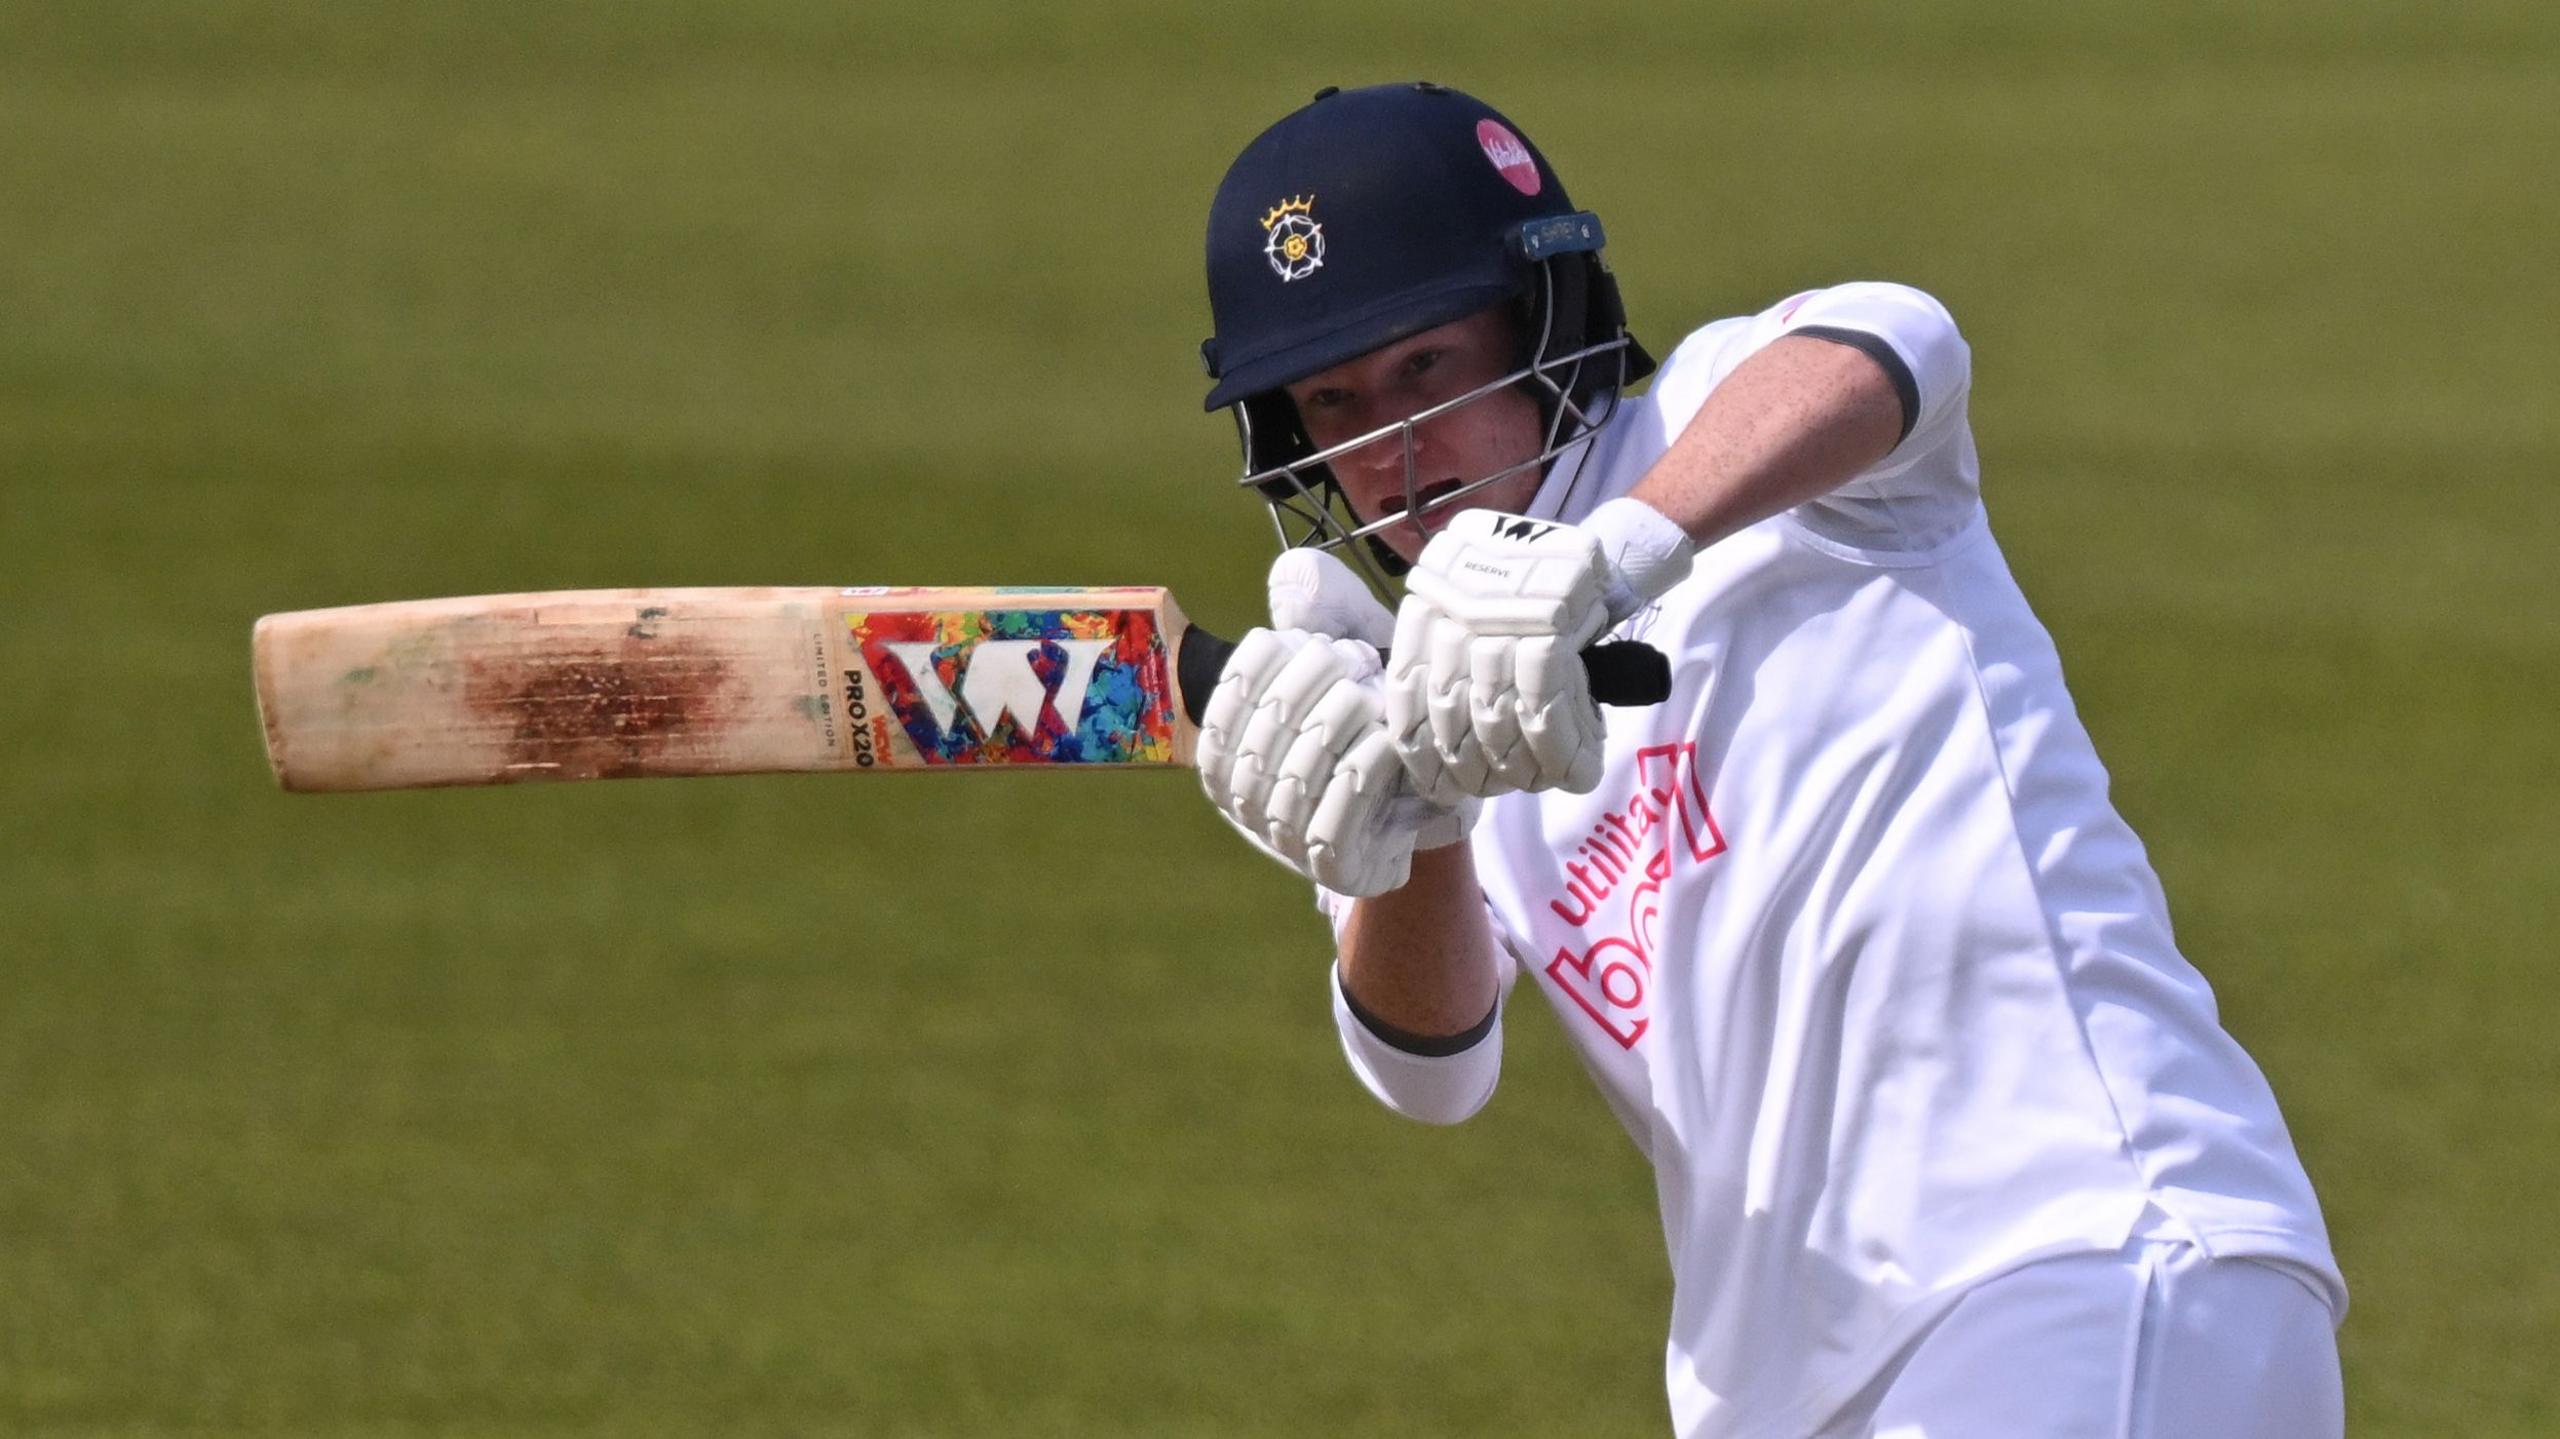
[1192, 82, 2346, 1437]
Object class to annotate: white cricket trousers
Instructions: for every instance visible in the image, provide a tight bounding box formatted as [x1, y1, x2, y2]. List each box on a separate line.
[1818, 1240, 2344, 1438]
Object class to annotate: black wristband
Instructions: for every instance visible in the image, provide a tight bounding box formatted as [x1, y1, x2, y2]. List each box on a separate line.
[1338, 973, 1499, 1058]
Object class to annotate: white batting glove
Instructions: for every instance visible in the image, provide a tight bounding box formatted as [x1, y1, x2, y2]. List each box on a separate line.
[1385, 498, 1693, 803]
[1197, 551, 1477, 896]
[1266, 547, 1475, 855]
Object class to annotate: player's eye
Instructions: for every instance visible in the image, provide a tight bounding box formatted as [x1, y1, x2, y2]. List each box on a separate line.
[1303, 387, 1352, 410]
[1404, 348, 1444, 378]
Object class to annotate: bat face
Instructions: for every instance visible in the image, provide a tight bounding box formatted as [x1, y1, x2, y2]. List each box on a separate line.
[253, 587, 1204, 792]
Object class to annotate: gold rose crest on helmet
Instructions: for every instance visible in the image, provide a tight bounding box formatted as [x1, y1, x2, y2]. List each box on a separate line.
[1260, 195, 1324, 282]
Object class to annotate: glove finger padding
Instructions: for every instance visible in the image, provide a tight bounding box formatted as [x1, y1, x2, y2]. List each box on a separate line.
[1381, 601, 1433, 791]
[1388, 711, 1469, 811]
[1513, 633, 1608, 794]
[1420, 609, 1477, 760]
[1229, 635, 1351, 836]
[1385, 599, 1486, 809]
[1307, 727, 1415, 897]
[1465, 632, 1536, 791]
[1197, 626, 1296, 806]
[1265, 676, 1383, 854]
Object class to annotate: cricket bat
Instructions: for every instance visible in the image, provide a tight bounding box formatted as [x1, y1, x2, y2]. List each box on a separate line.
[252, 586, 1670, 793]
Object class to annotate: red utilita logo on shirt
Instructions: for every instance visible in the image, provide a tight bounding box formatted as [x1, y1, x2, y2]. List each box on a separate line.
[1476, 120, 1541, 196]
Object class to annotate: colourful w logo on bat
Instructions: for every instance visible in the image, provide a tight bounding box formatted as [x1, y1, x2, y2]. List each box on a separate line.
[850, 608, 1178, 765]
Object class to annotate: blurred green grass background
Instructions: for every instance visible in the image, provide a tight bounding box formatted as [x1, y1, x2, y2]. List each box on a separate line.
[2, 2, 2553, 1433]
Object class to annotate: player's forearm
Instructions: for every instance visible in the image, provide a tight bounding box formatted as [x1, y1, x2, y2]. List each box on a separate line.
[1627, 334, 1907, 549]
[1337, 841, 1501, 1041]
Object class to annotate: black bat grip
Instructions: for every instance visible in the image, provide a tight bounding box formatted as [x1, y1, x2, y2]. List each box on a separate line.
[1175, 626, 1672, 728]
[1580, 640, 1675, 708]
[1175, 626, 1240, 727]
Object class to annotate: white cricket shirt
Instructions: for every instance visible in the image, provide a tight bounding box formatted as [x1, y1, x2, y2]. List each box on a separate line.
[1322, 283, 2345, 1439]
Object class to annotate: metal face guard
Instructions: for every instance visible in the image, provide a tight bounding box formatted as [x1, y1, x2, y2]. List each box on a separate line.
[1235, 274, 1636, 602]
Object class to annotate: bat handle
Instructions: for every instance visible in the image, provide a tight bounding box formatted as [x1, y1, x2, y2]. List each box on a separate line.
[1175, 626, 1673, 727]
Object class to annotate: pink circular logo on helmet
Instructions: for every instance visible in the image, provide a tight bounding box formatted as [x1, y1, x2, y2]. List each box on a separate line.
[1476, 120, 1541, 196]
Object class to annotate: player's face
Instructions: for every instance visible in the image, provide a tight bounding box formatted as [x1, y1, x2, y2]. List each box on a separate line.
[1284, 306, 1546, 563]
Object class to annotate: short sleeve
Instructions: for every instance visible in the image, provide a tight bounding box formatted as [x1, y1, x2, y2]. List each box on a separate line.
[1768, 283, 1982, 553]
[1330, 964, 1504, 1125]
[1637, 284, 1983, 556]
[1314, 886, 1508, 1126]
[1770, 282, 1971, 462]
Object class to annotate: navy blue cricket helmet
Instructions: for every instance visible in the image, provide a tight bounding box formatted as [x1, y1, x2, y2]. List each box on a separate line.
[1199, 82, 1653, 572]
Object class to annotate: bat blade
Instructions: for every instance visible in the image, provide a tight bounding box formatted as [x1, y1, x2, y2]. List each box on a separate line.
[253, 587, 1204, 792]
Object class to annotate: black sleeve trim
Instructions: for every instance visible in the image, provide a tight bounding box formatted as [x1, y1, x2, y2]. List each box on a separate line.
[1338, 973, 1499, 1058]
[1792, 325, 1920, 445]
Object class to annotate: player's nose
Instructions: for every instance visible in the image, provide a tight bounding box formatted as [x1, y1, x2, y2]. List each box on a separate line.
[1331, 442, 1413, 509]
[1329, 427, 1404, 488]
